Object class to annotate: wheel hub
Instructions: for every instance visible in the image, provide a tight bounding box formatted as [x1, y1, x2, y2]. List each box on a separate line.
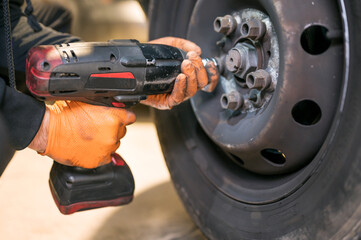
[190, 4, 343, 175]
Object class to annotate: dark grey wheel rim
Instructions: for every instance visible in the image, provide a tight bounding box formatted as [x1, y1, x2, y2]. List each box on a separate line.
[186, 0, 347, 204]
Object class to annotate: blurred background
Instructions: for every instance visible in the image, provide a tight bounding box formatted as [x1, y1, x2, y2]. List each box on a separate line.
[0, 0, 205, 239]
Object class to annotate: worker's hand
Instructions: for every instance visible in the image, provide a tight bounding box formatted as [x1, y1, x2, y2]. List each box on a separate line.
[28, 101, 136, 168]
[140, 37, 219, 110]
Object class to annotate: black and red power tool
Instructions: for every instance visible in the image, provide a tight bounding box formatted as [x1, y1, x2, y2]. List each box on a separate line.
[26, 39, 218, 214]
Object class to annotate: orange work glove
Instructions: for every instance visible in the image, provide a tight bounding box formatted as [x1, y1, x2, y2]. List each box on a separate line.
[36, 101, 135, 168]
[140, 37, 219, 110]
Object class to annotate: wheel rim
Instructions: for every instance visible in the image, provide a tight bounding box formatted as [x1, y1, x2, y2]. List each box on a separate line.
[186, 0, 345, 204]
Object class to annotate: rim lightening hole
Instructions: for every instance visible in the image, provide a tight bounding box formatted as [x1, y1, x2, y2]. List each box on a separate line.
[230, 153, 244, 166]
[292, 100, 322, 126]
[301, 25, 331, 55]
[261, 149, 286, 166]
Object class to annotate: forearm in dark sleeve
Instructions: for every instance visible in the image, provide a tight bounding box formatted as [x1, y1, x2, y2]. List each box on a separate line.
[0, 78, 45, 150]
[0, 15, 82, 92]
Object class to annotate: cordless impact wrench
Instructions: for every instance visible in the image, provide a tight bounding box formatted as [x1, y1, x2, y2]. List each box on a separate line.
[26, 39, 218, 214]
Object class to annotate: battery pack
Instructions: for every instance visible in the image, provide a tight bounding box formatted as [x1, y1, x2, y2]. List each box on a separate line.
[49, 154, 135, 214]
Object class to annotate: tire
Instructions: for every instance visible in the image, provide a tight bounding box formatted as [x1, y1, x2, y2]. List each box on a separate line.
[149, 0, 361, 239]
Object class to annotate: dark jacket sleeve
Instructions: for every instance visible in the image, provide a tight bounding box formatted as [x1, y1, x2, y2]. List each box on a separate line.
[0, 78, 45, 150]
[0, 5, 81, 150]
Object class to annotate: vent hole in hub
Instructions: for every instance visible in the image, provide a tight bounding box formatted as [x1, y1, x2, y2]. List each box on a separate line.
[292, 100, 322, 126]
[261, 149, 286, 166]
[301, 25, 331, 55]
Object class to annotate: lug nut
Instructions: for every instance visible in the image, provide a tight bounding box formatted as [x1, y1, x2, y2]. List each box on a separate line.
[246, 69, 271, 90]
[214, 15, 237, 36]
[220, 91, 244, 110]
[241, 19, 266, 40]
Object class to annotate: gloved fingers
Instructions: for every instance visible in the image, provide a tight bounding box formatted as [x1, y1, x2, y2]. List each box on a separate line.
[168, 73, 188, 108]
[42, 100, 136, 169]
[98, 158, 112, 167]
[149, 37, 202, 55]
[140, 94, 170, 110]
[117, 125, 127, 140]
[186, 51, 208, 90]
[181, 59, 198, 99]
[202, 61, 220, 93]
[115, 108, 136, 126]
[173, 38, 202, 55]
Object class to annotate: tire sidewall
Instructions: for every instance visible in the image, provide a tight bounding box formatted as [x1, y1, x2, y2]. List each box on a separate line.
[150, 0, 361, 239]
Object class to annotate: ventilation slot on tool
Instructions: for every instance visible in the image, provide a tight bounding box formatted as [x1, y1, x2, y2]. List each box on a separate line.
[58, 73, 80, 78]
[63, 51, 70, 62]
[98, 67, 111, 71]
[110, 53, 116, 62]
[70, 50, 78, 62]
[58, 90, 77, 94]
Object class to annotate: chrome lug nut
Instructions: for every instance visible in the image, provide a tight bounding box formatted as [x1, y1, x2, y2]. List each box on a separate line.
[246, 69, 272, 90]
[220, 91, 244, 110]
[241, 19, 266, 40]
[214, 15, 237, 36]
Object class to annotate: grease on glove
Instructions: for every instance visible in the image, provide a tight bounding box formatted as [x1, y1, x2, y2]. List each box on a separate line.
[141, 37, 219, 109]
[148, 37, 202, 55]
[141, 51, 207, 109]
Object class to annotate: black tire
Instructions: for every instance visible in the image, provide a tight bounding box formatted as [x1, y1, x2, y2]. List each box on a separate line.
[149, 0, 361, 239]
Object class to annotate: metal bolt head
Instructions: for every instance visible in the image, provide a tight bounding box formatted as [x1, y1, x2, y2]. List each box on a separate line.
[220, 91, 244, 110]
[225, 49, 243, 73]
[246, 69, 272, 90]
[241, 19, 266, 40]
[225, 42, 258, 80]
[214, 15, 237, 36]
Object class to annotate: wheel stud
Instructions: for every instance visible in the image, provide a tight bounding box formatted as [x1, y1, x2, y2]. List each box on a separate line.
[248, 89, 263, 107]
[220, 91, 244, 110]
[246, 69, 272, 91]
[214, 15, 237, 36]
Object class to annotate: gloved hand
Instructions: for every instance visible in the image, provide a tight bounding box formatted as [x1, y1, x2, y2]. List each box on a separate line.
[140, 37, 219, 110]
[28, 101, 136, 168]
